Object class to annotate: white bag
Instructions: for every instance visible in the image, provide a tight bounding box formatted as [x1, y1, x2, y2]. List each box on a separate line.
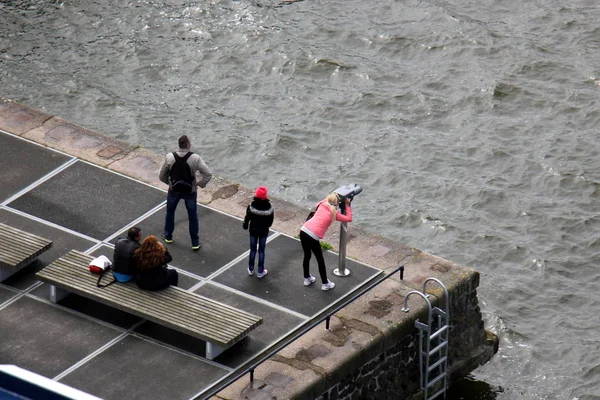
[89, 255, 112, 274]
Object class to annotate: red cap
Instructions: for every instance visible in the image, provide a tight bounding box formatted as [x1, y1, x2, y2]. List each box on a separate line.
[255, 186, 268, 199]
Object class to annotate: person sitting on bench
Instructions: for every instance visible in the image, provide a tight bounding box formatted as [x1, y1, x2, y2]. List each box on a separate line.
[112, 226, 142, 283]
[133, 235, 178, 291]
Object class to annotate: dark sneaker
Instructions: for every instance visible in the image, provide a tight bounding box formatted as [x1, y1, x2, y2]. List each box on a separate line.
[192, 243, 202, 251]
[161, 234, 173, 244]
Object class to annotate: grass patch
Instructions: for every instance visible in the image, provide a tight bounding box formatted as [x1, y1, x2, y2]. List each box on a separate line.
[320, 241, 333, 251]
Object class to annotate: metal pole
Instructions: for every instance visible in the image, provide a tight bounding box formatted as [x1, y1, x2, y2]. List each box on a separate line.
[333, 221, 351, 276]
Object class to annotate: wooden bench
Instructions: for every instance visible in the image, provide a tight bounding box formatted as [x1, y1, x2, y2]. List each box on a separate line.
[36, 250, 263, 360]
[0, 222, 53, 282]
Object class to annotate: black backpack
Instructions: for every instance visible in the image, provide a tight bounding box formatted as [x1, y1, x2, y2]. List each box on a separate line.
[169, 152, 194, 194]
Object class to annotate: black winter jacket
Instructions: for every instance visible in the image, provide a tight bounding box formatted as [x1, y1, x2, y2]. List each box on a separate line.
[135, 250, 173, 291]
[243, 198, 274, 237]
[112, 237, 140, 276]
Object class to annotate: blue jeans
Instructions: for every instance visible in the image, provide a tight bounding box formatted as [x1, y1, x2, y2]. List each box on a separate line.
[249, 235, 268, 273]
[113, 272, 134, 283]
[163, 190, 199, 246]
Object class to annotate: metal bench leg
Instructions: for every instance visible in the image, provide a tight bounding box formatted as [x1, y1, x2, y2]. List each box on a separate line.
[205, 342, 225, 360]
[49, 285, 68, 303]
[0, 266, 14, 282]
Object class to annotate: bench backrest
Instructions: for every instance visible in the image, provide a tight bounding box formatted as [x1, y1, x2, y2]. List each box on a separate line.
[36, 250, 262, 347]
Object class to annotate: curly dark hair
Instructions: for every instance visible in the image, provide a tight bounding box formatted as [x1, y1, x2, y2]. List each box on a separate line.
[134, 235, 166, 270]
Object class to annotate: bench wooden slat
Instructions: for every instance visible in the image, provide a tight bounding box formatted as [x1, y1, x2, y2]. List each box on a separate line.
[0, 250, 38, 265]
[54, 252, 262, 324]
[40, 270, 252, 345]
[0, 222, 53, 268]
[0, 225, 50, 244]
[50, 256, 260, 335]
[0, 243, 47, 261]
[40, 264, 251, 342]
[0, 234, 49, 249]
[46, 265, 253, 341]
[0, 222, 53, 283]
[37, 250, 262, 347]
[57, 251, 263, 329]
[0, 224, 52, 246]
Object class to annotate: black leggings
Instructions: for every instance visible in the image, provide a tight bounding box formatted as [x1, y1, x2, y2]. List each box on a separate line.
[300, 230, 328, 284]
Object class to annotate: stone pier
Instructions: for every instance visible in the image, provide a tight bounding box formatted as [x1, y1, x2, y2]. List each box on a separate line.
[0, 97, 498, 400]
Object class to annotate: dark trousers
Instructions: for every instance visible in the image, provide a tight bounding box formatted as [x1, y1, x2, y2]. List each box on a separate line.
[167, 268, 179, 287]
[164, 190, 199, 246]
[300, 230, 328, 284]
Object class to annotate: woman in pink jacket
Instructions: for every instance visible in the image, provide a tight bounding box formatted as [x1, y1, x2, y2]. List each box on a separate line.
[300, 192, 352, 291]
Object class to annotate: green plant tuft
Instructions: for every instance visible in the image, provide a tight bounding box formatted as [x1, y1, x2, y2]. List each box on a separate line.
[320, 241, 333, 251]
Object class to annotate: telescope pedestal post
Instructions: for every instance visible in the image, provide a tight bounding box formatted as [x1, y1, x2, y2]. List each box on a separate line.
[333, 222, 351, 277]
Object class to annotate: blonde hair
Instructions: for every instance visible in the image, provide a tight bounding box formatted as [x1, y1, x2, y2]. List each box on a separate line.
[326, 193, 339, 222]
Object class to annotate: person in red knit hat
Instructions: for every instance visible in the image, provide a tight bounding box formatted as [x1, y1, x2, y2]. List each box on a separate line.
[242, 186, 274, 278]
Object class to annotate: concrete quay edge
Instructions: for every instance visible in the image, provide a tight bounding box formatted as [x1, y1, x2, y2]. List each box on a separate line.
[0, 97, 496, 399]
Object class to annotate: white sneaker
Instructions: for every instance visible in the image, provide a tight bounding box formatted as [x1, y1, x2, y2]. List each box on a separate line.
[247, 267, 254, 276]
[303, 275, 316, 286]
[257, 269, 268, 279]
[321, 280, 335, 291]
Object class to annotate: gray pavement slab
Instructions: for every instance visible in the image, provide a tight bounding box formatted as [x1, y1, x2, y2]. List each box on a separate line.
[0, 208, 97, 290]
[212, 235, 382, 316]
[0, 296, 120, 378]
[7, 161, 165, 241]
[132, 321, 207, 358]
[0, 285, 18, 304]
[110, 204, 251, 278]
[193, 282, 306, 368]
[59, 335, 229, 400]
[0, 131, 71, 203]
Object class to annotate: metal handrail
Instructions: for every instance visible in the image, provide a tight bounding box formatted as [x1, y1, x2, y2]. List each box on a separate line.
[422, 277, 450, 322]
[193, 264, 404, 400]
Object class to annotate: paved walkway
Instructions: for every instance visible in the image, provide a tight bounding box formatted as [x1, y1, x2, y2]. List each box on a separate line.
[0, 129, 382, 399]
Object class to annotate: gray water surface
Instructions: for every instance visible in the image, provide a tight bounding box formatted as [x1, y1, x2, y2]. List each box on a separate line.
[3, 0, 600, 398]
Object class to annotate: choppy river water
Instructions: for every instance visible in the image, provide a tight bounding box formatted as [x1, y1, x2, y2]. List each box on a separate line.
[3, 0, 600, 398]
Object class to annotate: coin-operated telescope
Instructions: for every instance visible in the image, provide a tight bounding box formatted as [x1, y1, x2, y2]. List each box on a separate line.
[334, 184, 362, 215]
[332, 184, 362, 277]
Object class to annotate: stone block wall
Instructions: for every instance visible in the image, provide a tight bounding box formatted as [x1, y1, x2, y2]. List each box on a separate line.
[316, 333, 420, 400]
[312, 272, 498, 400]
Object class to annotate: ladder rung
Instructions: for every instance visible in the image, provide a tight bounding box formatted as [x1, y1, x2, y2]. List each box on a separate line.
[427, 386, 447, 400]
[430, 325, 448, 340]
[426, 372, 446, 389]
[432, 307, 447, 317]
[415, 321, 429, 331]
[427, 356, 447, 373]
[429, 341, 447, 356]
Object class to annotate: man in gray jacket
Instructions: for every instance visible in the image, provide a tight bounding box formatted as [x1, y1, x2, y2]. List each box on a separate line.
[159, 135, 212, 250]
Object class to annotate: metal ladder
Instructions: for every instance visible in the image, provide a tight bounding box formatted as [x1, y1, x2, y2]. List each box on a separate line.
[401, 278, 450, 400]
